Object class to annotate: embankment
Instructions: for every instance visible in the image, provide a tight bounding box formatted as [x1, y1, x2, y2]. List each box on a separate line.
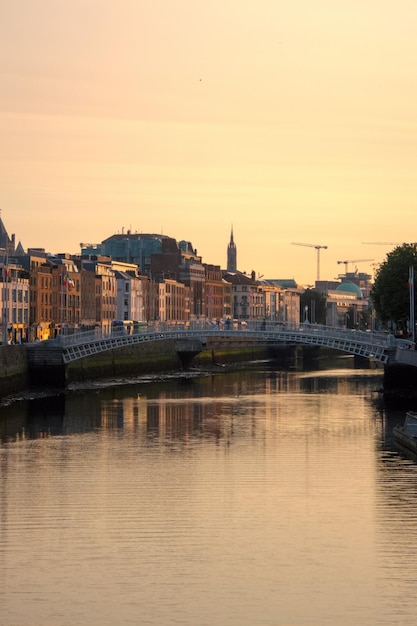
[0, 345, 28, 398]
[65, 339, 183, 383]
[65, 338, 288, 383]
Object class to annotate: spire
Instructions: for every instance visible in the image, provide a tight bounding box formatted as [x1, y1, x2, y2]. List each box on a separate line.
[0, 213, 15, 256]
[227, 226, 237, 272]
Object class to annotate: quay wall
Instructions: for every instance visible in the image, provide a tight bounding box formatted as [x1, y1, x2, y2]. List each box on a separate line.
[66, 337, 280, 383]
[65, 339, 183, 383]
[383, 362, 417, 401]
[0, 345, 29, 398]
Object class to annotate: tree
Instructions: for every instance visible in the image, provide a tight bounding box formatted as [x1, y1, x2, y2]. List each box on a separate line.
[299, 289, 327, 325]
[371, 243, 417, 330]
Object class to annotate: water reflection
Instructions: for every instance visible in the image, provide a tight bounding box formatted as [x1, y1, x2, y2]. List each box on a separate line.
[3, 360, 417, 625]
[1, 363, 385, 445]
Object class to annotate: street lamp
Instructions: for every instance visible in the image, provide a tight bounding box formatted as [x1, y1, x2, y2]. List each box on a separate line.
[409, 265, 415, 342]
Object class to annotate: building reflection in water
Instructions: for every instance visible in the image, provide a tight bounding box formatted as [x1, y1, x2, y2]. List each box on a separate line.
[0, 358, 385, 450]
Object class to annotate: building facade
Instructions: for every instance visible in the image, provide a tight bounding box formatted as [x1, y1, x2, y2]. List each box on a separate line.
[1, 261, 29, 343]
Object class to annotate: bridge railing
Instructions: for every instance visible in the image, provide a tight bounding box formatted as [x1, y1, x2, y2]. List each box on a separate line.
[52, 320, 404, 350]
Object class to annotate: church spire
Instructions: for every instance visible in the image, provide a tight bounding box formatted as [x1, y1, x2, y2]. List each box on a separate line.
[0, 213, 16, 256]
[227, 226, 237, 272]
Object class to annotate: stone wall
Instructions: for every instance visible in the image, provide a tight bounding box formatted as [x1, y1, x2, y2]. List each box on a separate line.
[0, 345, 28, 399]
[383, 362, 417, 401]
[65, 339, 183, 383]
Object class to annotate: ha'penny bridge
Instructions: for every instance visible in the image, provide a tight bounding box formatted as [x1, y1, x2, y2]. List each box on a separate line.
[26, 322, 417, 389]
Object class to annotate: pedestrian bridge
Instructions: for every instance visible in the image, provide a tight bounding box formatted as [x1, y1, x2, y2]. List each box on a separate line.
[53, 323, 413, 366]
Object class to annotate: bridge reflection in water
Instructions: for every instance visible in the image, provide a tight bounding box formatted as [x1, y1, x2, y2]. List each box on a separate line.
[52, 322, 414, 366]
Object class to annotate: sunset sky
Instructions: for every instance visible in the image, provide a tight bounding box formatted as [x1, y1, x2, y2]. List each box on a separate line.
[1, 0, 417, 284]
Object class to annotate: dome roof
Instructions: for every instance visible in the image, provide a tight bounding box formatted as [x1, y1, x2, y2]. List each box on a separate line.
[336, 281, 362, 298]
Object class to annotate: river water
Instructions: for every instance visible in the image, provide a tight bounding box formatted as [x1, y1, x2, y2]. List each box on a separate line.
[1, 357, 416, 626]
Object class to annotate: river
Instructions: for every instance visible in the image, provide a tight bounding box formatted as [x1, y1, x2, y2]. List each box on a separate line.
[1, 356, 416, 626]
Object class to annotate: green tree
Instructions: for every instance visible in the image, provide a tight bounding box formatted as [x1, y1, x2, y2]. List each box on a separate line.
[300, 289, 327, 324]
[371, 243, 417, 330]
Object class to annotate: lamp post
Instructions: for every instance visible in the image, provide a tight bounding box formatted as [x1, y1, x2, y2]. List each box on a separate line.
[1, 272, 7, 344]
[2, 259, 9, 344]
[409, 265, 415, 342]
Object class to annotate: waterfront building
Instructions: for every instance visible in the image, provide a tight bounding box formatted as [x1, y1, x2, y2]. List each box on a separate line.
[326, 281, 369, 329]
[48, 255, 81, 334]
[222, 279, 233, 320]
[29, 262, 53, 340]
[16, 249, 82, 338]
[259, 282, 283, 320]
[178, 241, 205, 320]
[114, 269, 147, 323]
[262, 279, 301, 325]
[158, 278, 190, 324]
[0, 256, 29, 343]
[280, 289, 301, 326]
[80, 259, 117, 333]
[222, 271, 264, 320]
[78, 263, 96, 331]
[204, 264, 224, 322]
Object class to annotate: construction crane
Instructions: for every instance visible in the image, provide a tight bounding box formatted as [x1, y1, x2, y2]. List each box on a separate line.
[337, 258, 374, 273]
[362, 242, 401, 245]
[291, 242, 328, 281]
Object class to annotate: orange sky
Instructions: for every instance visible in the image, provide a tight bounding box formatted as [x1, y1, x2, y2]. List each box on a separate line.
[1, 1, 417, 284]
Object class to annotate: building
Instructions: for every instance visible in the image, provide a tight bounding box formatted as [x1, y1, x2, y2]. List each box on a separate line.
[0, 258, 29, 343]
[79, 262, 97, 331]
[263, 279, 301, 325]
[150, 237, 181, 280]
[81, 259, 117, 333]
[82, 232, 178, 277]
[260, 282, 283, 320]
[204, 264, 224, 321]
[158, 278, 190, 324]
[48, 256, 81, 335]
[29, 262, 53, 340]
[223, 271, 264, 320]
[326, 281, 369, 328]
[177, 241, 205, 320]
[280, 289, 300, 327]
[114, 269, 147, 323]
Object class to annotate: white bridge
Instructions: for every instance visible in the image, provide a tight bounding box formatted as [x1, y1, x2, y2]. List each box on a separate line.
[53, 322, 414, 366]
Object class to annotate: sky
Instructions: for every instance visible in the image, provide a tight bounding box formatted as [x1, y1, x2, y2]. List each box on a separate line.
[1, 0, 417, 285]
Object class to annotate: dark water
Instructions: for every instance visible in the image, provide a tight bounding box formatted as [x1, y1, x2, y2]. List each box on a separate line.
[1, 358, 416, 626]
